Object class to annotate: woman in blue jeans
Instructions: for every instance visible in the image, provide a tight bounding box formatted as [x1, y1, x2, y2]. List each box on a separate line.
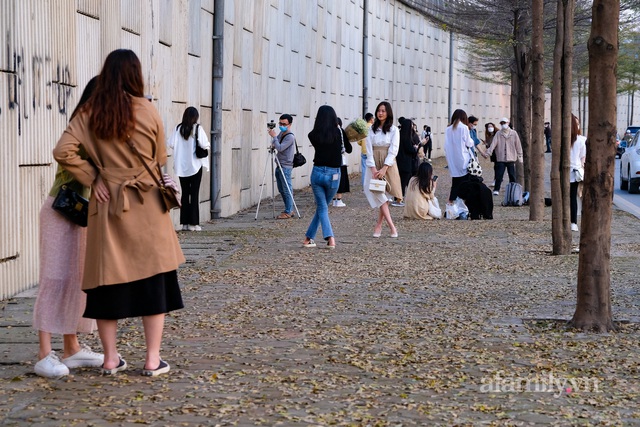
[303, 105, 352, 249]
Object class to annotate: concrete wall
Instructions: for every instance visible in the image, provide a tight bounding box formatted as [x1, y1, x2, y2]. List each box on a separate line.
[0, 0, 511, 298]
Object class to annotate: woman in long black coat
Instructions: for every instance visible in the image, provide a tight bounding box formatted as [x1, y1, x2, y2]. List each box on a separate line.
[395, 118, 420, 205]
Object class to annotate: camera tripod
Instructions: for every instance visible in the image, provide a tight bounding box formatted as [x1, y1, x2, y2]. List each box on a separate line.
[254, 147, 301, 220]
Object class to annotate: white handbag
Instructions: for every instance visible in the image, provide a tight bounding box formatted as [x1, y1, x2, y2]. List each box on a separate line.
[369, 178, 387, 193]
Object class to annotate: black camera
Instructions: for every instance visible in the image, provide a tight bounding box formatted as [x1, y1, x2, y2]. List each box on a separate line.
[267, 120, 276, 130]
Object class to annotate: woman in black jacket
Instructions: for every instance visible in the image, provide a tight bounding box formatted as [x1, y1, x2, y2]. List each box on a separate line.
[302, 105, 352, 249]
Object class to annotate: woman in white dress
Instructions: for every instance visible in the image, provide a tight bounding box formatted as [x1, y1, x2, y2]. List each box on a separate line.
[363, 101, 402, 238]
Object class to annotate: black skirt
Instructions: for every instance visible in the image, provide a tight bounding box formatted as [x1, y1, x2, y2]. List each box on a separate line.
[337, 165, 350, 193]
[84, 271, 183, 320]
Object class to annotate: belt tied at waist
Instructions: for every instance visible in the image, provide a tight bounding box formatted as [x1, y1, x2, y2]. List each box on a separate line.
[99, 165, 155, 217]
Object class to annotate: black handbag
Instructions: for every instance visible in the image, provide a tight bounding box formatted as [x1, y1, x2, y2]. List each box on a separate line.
[291, 135, 306, 168]
[52, 184, 89, 227]
[194, 124, 208, 158]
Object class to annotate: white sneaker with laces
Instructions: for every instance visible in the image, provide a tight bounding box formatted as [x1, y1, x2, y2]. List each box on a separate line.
[61, 345, 104, 369]
[334, 199, 346, 207]
[571, 223, 579, 232]
[35, 351, 70, 378]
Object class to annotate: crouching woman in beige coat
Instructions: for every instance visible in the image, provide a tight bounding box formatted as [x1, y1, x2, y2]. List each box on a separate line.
[54, 49, 185, 377]
[403, 161, 440, 220]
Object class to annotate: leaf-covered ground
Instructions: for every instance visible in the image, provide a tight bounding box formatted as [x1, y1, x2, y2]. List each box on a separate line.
[1, 156, 639, 426]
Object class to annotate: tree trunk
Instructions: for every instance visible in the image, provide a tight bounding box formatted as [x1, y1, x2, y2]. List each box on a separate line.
[569, 0, 618, 332]
[513, 9, 531, 190]
[529, 0, 545, 220]
[582, 78, 587, 131]
[577, 79, 583, 120]
[550, 0, 573, 255]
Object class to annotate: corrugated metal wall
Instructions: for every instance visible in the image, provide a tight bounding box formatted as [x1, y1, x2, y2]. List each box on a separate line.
[1, 0, 518, 299]
[0, 0, 215, 299]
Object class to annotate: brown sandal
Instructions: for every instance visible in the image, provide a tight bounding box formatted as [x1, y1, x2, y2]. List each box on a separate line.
[276, 212, 292, 219]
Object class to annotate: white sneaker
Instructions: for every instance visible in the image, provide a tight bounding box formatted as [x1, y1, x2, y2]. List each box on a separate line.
[492, 191, 499, 196]
[181, 225, 189, 231]
[61, 345, 104, 369]
[571, 223, 579, 232]
[187, 225, 202, 231]
[334, 199, 346, 207]
[34, 351, 70, 378]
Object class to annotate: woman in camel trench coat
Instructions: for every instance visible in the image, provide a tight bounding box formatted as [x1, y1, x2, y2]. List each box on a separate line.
[53, 49, 185, 377]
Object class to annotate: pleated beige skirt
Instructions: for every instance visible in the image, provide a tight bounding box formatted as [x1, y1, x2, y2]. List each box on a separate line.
[363, 146, 403, 208]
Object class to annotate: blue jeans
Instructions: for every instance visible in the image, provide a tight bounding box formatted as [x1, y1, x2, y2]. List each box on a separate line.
[306, 166, 340, 241]
[361, 153, 367, 186]
[275, 166, 293, 214]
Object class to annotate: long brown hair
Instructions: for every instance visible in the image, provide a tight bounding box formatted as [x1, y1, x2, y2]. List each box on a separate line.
[571, 114, 581, 146]
[372, 101, 394, 134]
[450, 109, 468, 129]
[87, 49, 145, 141]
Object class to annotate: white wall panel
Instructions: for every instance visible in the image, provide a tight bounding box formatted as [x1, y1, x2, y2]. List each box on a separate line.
[0, 72, 20, 299]
[76, 14, 103, 86]
[77, 0, 100, 18]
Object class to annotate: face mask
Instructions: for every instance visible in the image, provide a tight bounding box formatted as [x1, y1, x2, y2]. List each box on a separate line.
[501, 124, 510, 130]
[279, 126, 288, 132]
[487, 127, 494, 133]
[470, 125, 475, 130]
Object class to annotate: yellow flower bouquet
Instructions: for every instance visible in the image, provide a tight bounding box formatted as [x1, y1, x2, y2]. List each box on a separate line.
[344, 118, 369, 143]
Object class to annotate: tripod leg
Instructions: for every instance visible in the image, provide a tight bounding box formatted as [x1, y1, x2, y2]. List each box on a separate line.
[254, 149, 273, 220]
[273, 154, 301, 218]
[271, 152, 276, 218]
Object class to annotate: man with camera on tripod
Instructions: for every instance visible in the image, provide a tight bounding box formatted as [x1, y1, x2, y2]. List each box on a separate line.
[268, 114, 296, 219]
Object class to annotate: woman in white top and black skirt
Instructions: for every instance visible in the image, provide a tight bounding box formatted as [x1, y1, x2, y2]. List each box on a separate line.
[362, 101, 402, 238]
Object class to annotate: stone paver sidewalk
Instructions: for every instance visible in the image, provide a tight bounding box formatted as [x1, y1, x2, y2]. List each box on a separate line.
[1, 156, 639, 426]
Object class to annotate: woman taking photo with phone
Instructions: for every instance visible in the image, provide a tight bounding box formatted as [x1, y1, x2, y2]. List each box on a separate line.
[403, 161, 440, 220]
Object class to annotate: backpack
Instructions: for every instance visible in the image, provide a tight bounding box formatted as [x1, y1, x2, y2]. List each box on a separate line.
[502, 182, 524, 206]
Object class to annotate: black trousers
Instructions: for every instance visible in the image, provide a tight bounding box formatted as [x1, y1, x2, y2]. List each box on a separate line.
[179, 167, 203, 226]
[570, 181, 579, 224]
[449, 174, 470, 201]
[399, 169, 412, 197]
[494, 162, 516, 192]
